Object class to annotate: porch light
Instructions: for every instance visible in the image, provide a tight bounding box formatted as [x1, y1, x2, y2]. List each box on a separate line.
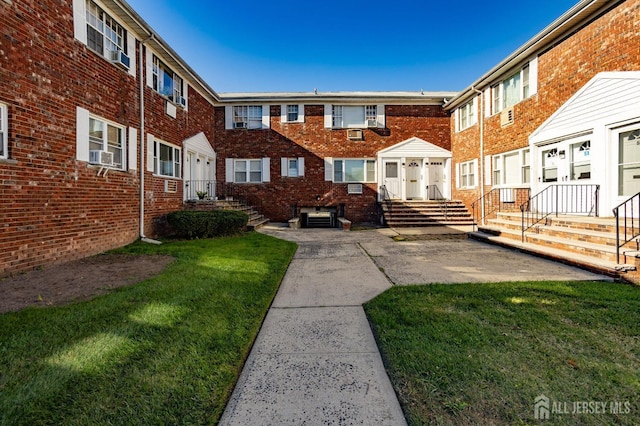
[559, 150, 566, 159]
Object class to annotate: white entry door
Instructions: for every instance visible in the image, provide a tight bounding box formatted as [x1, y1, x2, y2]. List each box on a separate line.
[383, 159, 401, 199]
[428, 160, 445, 199]
[406, 159, 422, 199]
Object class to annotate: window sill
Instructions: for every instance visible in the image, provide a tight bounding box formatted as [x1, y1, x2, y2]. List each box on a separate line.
[0, 158, 18, 165]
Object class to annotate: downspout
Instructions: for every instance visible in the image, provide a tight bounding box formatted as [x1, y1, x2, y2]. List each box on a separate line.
[471, 86, 485, 224]
[139, 35, 161, 244]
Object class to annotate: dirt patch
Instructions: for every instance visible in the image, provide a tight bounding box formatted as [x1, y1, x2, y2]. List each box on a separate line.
[0, 254, 175, 314]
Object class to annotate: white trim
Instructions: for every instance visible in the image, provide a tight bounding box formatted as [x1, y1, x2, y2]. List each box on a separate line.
[0, 103, 7, 159]
[281, 157, 288, 176]
[225, 158, 233, 183]
[146, 133, 155, 172]
[262, 157, 270, 182]
[298, 157, 305, 176]
[75, 106, 90, 162]
[529, 56, 538, 96]
[376, 104, 385, 128]
[145, 47, 154, 89]
[72, 0, 87, 44]
[261, 105, 270, 129]
[324, 157, 333, 181]
[298, 104, 305, 123]
[324, 104, 332, 128]
[128, 127, 137, 170]
[225, 106, 234, 130]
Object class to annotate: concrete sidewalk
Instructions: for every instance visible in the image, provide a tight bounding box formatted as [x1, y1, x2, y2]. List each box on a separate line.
[219, 228, 406, 425]
[219, 225, 609, 425]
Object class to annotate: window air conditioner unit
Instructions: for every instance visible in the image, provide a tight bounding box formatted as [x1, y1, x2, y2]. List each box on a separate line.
[366, 119, 378, 128]
[347, 129, 363, 140]
[234, 121, 247, 129]
[110, 50, 130, 70]
[89, 150, 114, 166]
[176, 96, 187, 108]
[500, 107, 514, 127]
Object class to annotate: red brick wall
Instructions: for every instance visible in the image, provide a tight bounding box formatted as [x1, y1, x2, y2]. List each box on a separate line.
[215, 104, 450, 223]
[0, 0, 216, 276]
[451, 0, 640, 211]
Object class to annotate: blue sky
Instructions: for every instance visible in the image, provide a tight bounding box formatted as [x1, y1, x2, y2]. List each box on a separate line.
[126, 0, 579, 93]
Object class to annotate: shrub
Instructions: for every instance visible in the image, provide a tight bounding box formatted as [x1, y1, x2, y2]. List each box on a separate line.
[167, 210, 249, 239]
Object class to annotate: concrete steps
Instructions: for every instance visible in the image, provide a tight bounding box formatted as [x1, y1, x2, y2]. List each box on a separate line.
[186, 199, 269, 230]
[382, 200, 474, 227]
[470, 212, 640, 282]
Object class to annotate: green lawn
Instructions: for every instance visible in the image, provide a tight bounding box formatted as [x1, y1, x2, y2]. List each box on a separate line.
[0, 233, 296, 425]
[365, 281, 640, 425]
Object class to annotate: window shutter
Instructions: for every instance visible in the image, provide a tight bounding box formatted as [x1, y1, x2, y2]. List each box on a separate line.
[281, 157, 288, 176]
[145, 47, 153, 88]
[473, 159, 479, 187]
[324, 157, 333, 181]
[75, 107, 89, 162]
[298, 157, 305, 176]
[146, 134, 155, 172]
[225, 158, 234, 183]
[298, 104, 305, 123]
[529, 56, 538, 96]
[182, 84, 189, 111]
[280, 105, 287, 123]
[262, 157, 270, 182]
[455, 163, 460, 188]
[324, 105, 332, 128]
[127, 33, 136, 78]
[225, 106, 234, 130]
[262, 105, 270, 129]
[72, 0, 87, 44]
[484, 88, 491, 117]
[484, 155, 492, 186]
[376, 104, 385, 128]
[128, 127, 138, 170]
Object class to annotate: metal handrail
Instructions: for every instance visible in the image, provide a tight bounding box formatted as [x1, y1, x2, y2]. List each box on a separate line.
[184, 180, 216, 200]
[520, 184, 600, 242]
[379, 185, 392, 221]
[613, 192, 640, 264]
[432, 185, 448, 221]
[471, 187, 527, 231]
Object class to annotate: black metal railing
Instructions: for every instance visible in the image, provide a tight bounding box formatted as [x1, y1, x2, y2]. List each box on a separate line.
[432, 185, 448, 221]
[613, 192, 640, 264]
[214, 182, 264, 215]
[471, 188, 528, 231]
[379, 185, 392, 225]
[520, 184, 599, 242]
[184, 180, 216, 200]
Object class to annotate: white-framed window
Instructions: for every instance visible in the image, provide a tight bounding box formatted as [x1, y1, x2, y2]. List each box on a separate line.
[281, 157, 305, 178]
[542, 148, 558, 183]
[233, 105, 262, 129]
[225, 158, 270, 183]
[618, 127, 640, 196]
[287, 105, 298, 122]
[88, 116, 125, 169]
[457, 159, 477, 189]
[0, 103, 7, 159]
[333, 159, 376, 183]
[152, 55, 185, 106]
[491, 60, 536, 114]
[570, 140, 591, 180]
[457, 97, 477, 131]
[153, 139, 181, 178]
[328, 105, 382, 128]
[85, 0, 129, 65]
[492, 148, 530, 186]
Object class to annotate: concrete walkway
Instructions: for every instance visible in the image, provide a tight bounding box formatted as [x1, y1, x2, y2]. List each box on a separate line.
[219, 225, 609, 425]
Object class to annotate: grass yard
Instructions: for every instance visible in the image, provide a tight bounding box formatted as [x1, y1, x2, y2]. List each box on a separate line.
[0, 233, 296, 425]
[365, 281, 640, 425]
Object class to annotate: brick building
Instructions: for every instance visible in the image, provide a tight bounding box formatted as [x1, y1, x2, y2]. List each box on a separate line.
[2, 0, 639, 276]
[446, 0, 640, 218]
[1, 0, 219, 276]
